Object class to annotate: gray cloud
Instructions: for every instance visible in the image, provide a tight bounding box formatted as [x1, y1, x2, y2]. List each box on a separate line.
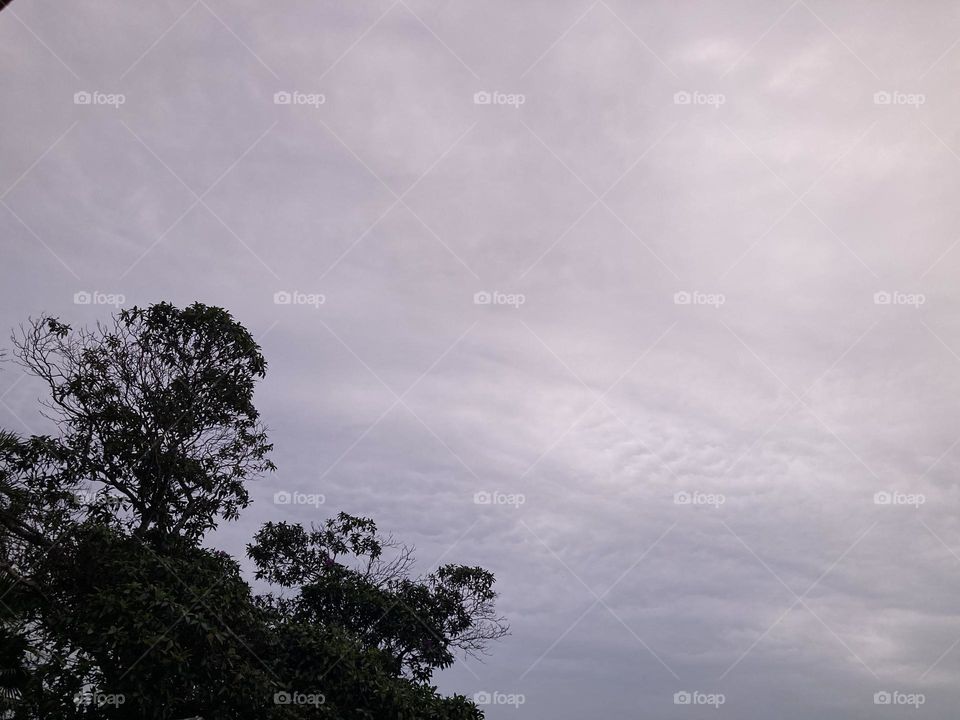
[4, 1, 960, 717]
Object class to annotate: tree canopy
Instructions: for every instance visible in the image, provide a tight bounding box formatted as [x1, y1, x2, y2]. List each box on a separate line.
[0, 302, 505, 719]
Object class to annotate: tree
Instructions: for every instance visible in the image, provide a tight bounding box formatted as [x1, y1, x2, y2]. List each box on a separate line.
[249, 514, 508, 682]
[13, 304, 274, 545]
[0, 573, 31, 713]
[0, 303, 504, 719]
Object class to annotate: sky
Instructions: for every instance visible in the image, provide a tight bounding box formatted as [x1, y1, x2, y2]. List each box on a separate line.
[3, 0, 960, 717]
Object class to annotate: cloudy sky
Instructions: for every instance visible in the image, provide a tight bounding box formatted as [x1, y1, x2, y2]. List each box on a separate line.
[4, 0, 960, 717]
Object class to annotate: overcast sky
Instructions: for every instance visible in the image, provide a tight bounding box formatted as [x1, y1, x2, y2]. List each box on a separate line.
[4, 1, 960, 717]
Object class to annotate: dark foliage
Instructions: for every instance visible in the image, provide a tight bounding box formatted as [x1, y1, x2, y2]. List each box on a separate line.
[0, 303, 504, 719]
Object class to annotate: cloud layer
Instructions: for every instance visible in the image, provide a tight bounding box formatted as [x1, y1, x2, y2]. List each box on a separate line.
[4, 1, 960, 717]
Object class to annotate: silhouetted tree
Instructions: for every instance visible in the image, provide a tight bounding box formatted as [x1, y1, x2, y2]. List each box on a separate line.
[0, 303, 504, 719]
